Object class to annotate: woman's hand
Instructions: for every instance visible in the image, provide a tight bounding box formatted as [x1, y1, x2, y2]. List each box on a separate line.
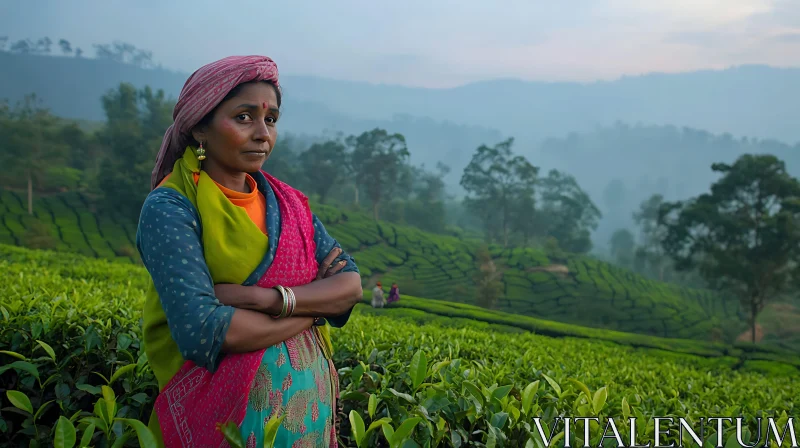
[213, 246, 348, 313]
[317, 246, 346, 280]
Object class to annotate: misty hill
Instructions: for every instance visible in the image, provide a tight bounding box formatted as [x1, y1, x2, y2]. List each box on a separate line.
[0, 52, 502, 184]
[4, 52, 800, 252]
[4, 53, 800, 178]
[537, 123, 800, 251]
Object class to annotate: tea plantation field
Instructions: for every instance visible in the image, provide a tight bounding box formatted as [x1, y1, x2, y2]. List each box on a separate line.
[0, 190, 743, 343]
[0, 245, 796, 447]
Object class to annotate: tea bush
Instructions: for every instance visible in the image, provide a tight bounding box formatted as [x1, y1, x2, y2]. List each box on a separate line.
[0, 245, 797, 447]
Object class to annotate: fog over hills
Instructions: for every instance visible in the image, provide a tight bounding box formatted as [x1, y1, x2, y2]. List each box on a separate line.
[3, 52, 799, 251]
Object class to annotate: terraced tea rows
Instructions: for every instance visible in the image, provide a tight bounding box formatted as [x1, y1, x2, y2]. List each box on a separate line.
[1, 190, 741, 341]
[0, 190, 136, 263]
[0, 245, 796, 447]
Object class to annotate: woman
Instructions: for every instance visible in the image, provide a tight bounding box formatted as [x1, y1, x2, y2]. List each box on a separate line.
[387, 283, 400, 304]
[371, 282, 385, 308]
[137, 56, 362, 448]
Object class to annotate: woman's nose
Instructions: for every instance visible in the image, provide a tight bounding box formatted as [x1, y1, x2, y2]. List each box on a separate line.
[253, 120, 270, 141]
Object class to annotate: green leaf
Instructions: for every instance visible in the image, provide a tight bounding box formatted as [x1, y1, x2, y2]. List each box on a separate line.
[109, 364, 136, 385]
[110, 433, 131, 448]
[522, 381, 540, 415]
[567, 378, 592, 401]
[724, 433, 739, 448]
[76, 384, 102, 395]
[101, 386, 116, 422]
[548, 430, 565, 448]
[117, 418, 157, 448]
[541, 374, 561, 397]
[0, 350, 26, 360]
[6, 390, 33, 414]
[36, 340, 57, 362]
[490, 412, 509, 430]
[0, 361, 40, 380]
[382, 423, 395, 444]
[349, 410, 366, 448]
[450, 429, 462, 448]
[592, 387, 608, 414]
[492, 385, 513, 401]
[217, 421, 245, 448]
[33, 400, 54, 422]
[391, 417, 422, 448]
[78, 423, 95, 447]
[368, 394, 378, 419]
[80, 416, 107, 434]
[622, 397, 631, 420]
[409, 350, 428, 391]
[53, 416, 77, 448]
[351, 363, 365, 387]
[486, 426, 498, 448]
[386, 388, 415, 404]
[262, 412, 286, 448]
[366, 418, 393, 440]
[462, 381, 484, 404]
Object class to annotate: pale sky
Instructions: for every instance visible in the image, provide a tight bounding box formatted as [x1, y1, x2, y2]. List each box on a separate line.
[3, 0, 800, 87]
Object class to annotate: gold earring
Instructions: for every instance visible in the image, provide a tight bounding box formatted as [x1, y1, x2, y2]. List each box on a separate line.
[196, 142, 206, 161]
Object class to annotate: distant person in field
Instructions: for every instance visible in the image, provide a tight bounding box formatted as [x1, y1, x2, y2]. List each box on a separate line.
[388, 282, 400, 304]
[137, 56, 362, 448]
[372, 281, 386, 308]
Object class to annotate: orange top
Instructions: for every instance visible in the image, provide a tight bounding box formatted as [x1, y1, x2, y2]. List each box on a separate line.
[211, 175, 267, 235]
[157, 172, 267, 235]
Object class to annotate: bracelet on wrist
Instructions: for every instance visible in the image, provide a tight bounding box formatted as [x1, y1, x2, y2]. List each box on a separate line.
[285, 287, 296, 318]
[272, 285, 288, 318]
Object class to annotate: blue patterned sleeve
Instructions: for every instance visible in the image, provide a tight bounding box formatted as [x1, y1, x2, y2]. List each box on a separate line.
[136, 189, 234, 372]
[311, 213, 360, 328]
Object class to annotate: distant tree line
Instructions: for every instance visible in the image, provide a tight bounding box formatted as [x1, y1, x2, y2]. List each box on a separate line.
[0, 36, 155, 68]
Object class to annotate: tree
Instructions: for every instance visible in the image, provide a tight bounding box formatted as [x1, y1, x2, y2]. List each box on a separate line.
[75, 47, 83, 58]
[609, 229, 636, 267]
[403, 162, 450, 233]
[460, 138, 538, 247]
[36, 37, 52, 53]
[510, 185, 537, 246]
[263, 134, 305, 184]
[0, 95, 68, 214]
[347, 128, 410, 221]
[94, 41, 155, 68]
[537, 169, 601, 253]
[298, 139, 349, 203]
[473, 245, 503, 309]
[58, 39, 73, 55]
[634, 194, 669, 280]
[9, 39, 32, 54]
[659, 154, 800, 343]
[96, 83, 175, 220]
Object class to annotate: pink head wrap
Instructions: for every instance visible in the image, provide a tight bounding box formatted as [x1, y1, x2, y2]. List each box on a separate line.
[150, 55, 281, 190]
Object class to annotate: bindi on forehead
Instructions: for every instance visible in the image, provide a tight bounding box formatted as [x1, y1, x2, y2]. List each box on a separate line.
[262, 102, 268, 109]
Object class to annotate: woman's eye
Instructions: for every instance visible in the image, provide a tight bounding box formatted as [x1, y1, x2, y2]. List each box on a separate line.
[266, 117, 276, 124]
[236, 113, 251, 121]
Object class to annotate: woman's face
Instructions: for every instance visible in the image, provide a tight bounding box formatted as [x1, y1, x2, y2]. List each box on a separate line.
[193, 82, 280, 175]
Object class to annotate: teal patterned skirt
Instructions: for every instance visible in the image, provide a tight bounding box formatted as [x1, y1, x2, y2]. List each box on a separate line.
[239, 328, 336, 448]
